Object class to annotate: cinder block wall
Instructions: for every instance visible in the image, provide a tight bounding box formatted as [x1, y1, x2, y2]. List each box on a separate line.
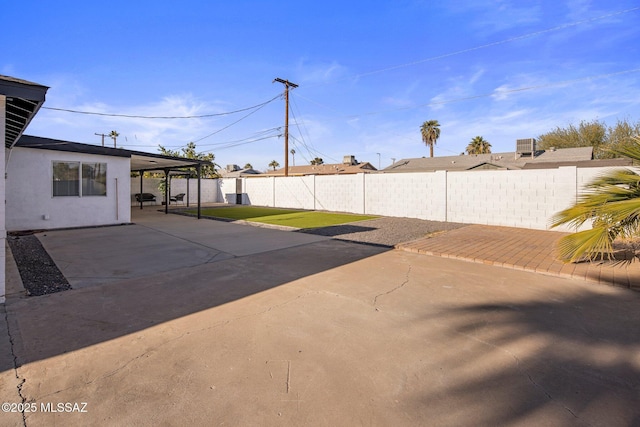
[222, 166, 628, 231]
[130, 177, 219, 205]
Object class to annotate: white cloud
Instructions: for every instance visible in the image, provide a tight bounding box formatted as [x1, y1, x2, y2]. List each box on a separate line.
[295, 59, 348, 85]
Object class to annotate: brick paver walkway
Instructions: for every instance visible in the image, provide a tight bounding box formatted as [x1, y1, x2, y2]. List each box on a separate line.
[397, 224, 640, 292]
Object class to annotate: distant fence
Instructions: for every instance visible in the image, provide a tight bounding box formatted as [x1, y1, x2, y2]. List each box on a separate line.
[131, 166, 621, 231]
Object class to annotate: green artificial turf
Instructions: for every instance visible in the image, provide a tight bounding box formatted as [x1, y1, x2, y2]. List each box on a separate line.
[186, 206, 377, 229]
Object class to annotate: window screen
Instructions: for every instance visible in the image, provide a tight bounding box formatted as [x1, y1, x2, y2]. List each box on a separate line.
[52, 162, 80, 196]
[82, 163, 107, 196]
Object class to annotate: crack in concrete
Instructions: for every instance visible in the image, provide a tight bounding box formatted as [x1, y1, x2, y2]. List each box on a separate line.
[3, 306, 28, 427]
[372, 265, 412, 307]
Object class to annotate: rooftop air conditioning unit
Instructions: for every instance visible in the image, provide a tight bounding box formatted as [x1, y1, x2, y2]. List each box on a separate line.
[516, 138, 537, 158]
[343, 155, 357, 165]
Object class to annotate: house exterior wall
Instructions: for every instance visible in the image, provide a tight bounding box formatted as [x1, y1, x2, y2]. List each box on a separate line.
[1, 96, 6, 302]
[6, 147, 131, 231]
[230, 166, 627, 232]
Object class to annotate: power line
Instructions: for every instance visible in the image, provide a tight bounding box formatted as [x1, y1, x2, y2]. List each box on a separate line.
[41, 94, 281, 119]
[192, 97, 277, 143]
[301, 6, 640, 88]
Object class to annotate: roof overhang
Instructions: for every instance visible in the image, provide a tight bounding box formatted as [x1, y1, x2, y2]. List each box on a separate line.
[0, 76, 49, 149]
[129, 152, 211, 172]
[15, 135, 213, 172]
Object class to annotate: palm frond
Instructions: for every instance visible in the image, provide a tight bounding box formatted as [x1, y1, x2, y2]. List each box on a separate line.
[551, 136, 640, 262]
[556, 227, 614, 263]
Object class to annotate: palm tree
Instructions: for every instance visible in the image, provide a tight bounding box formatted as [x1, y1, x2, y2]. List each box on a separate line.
[290, 149, 296, 166]
[244, 163, 253, 169]
[268, 160, 280, 171]
[310, 157, 324, 165]
[420, 120, 440, 157]
[466, 136, 492, 155]
[551, 136, 640, 262]
[109, 130, 119, 148]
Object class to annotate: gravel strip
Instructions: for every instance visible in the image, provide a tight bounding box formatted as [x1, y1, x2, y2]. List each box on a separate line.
[7, 235, 71, 296]
[298, 217, 467, 247]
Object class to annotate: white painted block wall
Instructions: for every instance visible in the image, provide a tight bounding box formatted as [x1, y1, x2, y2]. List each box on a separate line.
[244, 177, 275, 206]
[130, 177, 219, 205]
[364, 171, 447, 221]
[274, 176, 316, 210]
[234, 165, 628, 231]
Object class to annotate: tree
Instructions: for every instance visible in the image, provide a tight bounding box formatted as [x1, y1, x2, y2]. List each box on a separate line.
[420, 120, 440, 157]
[551, 136, 640, 262]
[158, 142, 217, 177]
[538, 118, 640, 160]
[537, 119, 607, 158]
[310, 157, 324, 165]
[268, 160, 280, 171]
[290, 149, 296, 166]
[243, 163, 253, 169]
[606, 118, 640, 158]
[466, 136, 492, 155]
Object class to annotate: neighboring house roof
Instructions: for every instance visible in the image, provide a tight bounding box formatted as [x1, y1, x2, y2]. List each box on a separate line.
[218, 168, 263, 178]
[264, 162, 377, 176]
[0, 75, 49, 149]
[521, 158, 633, 169]
[15, 135, 213, 172]
[384, 147, 596, 172]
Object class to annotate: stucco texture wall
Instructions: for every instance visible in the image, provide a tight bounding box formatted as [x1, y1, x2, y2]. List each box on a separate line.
[6, 147, 131, 231]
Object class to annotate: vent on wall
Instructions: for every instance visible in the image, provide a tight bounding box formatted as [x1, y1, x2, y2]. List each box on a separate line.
[516, 138, 537, 158]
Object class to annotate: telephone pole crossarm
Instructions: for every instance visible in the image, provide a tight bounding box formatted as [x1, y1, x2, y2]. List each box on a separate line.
[273, 78, 298, 177]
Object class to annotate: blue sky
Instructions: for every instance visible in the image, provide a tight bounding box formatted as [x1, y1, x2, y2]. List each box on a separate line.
[4, 0, 640, 170]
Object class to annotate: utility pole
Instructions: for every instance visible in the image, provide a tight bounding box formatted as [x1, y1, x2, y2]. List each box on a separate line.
[95, 133, 107, 147]
[273, 78, 298, 177]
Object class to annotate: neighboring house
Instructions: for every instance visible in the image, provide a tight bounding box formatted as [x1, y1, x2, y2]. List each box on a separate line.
[384, 139, 631, 173]
[218, 164, 263, 178]
[264, 155, 377, 176]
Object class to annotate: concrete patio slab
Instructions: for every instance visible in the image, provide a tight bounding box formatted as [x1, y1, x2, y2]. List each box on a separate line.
[2, 211, 640, 426]
[36, 209, 329, 289]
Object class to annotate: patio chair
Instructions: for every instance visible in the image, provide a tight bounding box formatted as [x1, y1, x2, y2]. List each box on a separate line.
[170, 193, 186, 205]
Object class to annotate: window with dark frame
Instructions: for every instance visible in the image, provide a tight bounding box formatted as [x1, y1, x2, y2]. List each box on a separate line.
[52, 161, 107, 197]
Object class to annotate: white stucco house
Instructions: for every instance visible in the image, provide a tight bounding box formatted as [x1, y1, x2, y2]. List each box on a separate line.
[0, 75, 212, 302]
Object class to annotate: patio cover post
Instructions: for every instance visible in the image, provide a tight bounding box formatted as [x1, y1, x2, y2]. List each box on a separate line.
[197, 164, 201, 219]
[186, 175, 190, 207]
[164, 168, 170, 214]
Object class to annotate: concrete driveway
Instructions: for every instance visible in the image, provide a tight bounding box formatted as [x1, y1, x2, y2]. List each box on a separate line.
[1, 209, 639, 426]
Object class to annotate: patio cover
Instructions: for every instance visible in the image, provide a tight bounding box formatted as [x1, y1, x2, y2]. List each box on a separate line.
[15, 135, 213, 217]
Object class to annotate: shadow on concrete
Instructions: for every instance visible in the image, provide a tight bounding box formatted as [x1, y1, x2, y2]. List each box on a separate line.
[297, 224, 378, 238]
[4, 239, 388, 370]
[412, 292, 640, 426]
